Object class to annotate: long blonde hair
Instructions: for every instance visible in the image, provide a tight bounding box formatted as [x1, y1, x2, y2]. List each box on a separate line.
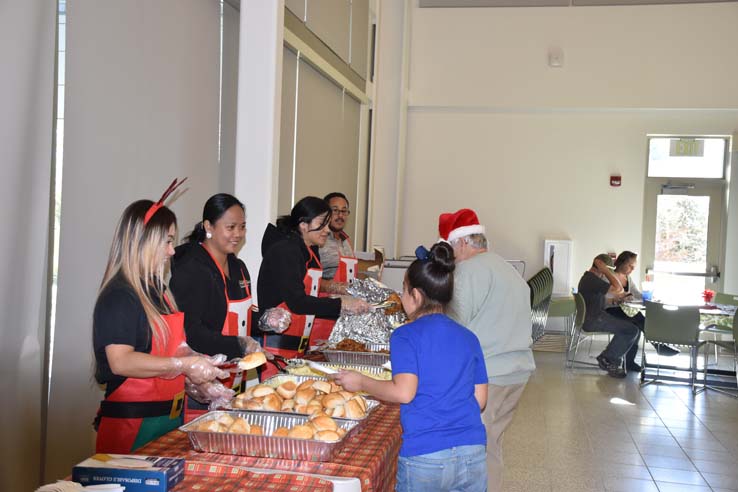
[99, 200, 178, 349]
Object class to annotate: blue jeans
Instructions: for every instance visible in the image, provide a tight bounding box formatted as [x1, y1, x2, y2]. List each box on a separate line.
[396, 445, 487, 492]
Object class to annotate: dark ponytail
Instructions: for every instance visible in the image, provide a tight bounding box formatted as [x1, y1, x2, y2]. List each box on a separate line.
[405, 242, 456, 314]
[276, 196, 331, 236]
[185, 193, 244, 243]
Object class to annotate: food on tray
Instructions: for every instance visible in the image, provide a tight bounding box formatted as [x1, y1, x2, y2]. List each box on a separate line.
[238, 351, 267, 370]
[383, 292, 404, 315]
[287, 364, 392, 380]
[333, 338, 390, 354]
[231, 378, 369, 418]
[193, 413, 344, 441]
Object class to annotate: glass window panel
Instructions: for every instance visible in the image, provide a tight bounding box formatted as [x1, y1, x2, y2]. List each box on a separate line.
[647, 137, 726, 178]
[652, 195, 709, 305]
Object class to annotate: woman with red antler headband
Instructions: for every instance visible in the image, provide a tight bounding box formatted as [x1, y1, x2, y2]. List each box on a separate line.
[92, 180, 230, 453]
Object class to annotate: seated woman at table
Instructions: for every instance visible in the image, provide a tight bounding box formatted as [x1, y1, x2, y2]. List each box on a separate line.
[334, 242, 488, 492]
[606, 250, 678, 357]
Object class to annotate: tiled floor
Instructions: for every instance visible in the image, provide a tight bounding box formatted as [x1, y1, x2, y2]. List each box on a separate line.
[502, 345, 738, 492]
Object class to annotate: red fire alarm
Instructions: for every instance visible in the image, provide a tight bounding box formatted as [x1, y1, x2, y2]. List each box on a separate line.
[610, 174, 622, 187]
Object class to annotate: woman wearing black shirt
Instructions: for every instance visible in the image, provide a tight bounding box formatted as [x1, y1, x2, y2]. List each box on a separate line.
[256, 196, 370, 379]
[93, 191, 227, 453]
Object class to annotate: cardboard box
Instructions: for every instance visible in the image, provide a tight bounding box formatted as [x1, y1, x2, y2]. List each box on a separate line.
[72, 454, 184, 492]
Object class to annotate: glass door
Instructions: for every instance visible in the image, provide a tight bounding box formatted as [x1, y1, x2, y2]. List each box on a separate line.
[641, 136, 729, 305]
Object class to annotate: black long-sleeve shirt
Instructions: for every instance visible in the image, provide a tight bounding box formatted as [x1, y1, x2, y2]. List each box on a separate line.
[256, 224, 341, 333]
[170, 242, 252, 359]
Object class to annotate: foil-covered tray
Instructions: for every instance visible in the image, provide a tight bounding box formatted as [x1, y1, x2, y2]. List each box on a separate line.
[180, 410, 358, 461]
[322, 349, 390, 366]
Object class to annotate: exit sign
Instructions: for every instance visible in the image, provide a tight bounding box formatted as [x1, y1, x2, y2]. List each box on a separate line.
[669, 138, 704, 157]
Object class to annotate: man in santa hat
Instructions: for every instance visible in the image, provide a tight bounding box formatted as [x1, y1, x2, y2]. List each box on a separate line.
[440, 208, 535, 492]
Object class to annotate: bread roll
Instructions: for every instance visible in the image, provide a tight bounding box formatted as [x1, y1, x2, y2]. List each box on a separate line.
[295, 388, 316, 405]
[238, 351, 267, 370]
[281, 399, 296, 411]
[228, 418, 251, 434]
[216, 414, 236, 427]
[297, 379, 316, 391]
[276, 381, 297, 399]
[351, 395, 368, 412]
[336, 427, 347, 438]
[312, 380, 331, 394]
[315, 430, 340, 442]
[273, 426, 290, 437]
[329, 381, 342, 393]
[310, 415, 338, 432]
[262, 393, 284, 412]
[201, 420, 226, 433]
[294, 404, 308, 414]
[338, 390, 354, 401]
[252, 384, 276, 398]
[244, 399, 264, 411]
[331, 405, 345, 418]
[287, 424, 315, 440]
[323, 393, 346, 409]
[344, 399, 365, 419]
[249, 424, 264, 436]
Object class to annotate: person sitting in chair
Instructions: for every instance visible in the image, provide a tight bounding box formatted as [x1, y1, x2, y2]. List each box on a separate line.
[577, 254, 640, 378]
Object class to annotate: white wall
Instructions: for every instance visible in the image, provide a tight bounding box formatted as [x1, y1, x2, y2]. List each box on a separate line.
[398, 2, 738, 282]
[46, 0, 221, 480]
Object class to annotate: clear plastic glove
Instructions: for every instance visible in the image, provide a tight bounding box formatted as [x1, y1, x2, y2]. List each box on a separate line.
[258, 307, 292, 333]
[166, 355, 229, 385]
[238, 336, 274, 360]
[340, 296, 371, 315]
[322, 280, 348, 295]
[185, 379, 235, 408]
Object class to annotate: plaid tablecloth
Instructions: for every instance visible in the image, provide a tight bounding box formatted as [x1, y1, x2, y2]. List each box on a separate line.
[137, 403, 402, 492]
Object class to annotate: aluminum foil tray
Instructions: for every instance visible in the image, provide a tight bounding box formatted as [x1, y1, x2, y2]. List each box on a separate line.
[322, 349, 390, 366]
[285, 361, 392, 380]
[180, 410, 358, 461]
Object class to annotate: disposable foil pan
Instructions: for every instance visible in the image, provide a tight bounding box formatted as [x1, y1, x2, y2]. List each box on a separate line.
[322, 349, 390, 366]
[180, 410, 358, 461]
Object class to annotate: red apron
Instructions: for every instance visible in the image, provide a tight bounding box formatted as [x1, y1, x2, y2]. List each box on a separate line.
[311, 237, 357, 346]
[185, 245, 254, 422]
[261, 248, 323, 380]
[95, 297, 186, 454]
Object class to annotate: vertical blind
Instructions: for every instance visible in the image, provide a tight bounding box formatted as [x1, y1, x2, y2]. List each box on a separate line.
[0, 1, 56, 489]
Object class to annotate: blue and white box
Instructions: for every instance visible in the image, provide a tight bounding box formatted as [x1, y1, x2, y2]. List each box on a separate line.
[72, 454, 185, 492]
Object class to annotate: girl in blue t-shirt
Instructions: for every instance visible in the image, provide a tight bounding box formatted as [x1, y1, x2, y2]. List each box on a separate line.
[334, 242, 489, 492]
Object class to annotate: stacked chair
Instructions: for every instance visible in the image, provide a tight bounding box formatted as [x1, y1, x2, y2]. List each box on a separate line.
[527, 267, 553, 343]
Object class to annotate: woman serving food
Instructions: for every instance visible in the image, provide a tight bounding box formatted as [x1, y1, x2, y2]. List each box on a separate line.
[93, 181, 229, 453]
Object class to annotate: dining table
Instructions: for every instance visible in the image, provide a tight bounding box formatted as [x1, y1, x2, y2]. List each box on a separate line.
[132, 402, 403, 492]
[620, 301, 736, 388]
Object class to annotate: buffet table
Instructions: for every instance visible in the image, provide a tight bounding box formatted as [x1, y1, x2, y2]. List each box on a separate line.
[136, 402, 402, 492]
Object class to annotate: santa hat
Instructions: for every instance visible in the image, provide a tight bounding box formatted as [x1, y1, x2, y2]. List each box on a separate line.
[438, 208, 486, 243]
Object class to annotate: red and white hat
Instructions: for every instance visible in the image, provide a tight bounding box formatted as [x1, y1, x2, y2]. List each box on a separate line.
[438, 208, 485, 243]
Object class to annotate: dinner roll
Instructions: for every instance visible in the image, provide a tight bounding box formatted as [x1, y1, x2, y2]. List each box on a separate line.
[295, 388, 316, 405]
[244, 399, 263, 411]
[281, 399, 296, 411]
[228, 418, 251, 434]
[336, 427, 347, 438]
[331, 405, 345, 418]
[252, 384, 275, 398]
[287, 425, 315, 440]
[344, 399, 365, 419]
[312, 380, 331, 394]
[273, 427, 290, 437]
[322, 393, 346, 409]
[249, 424, 264, 436]
[338, 390, 354, 401]
[297, 379, 316, 391]
[310, 415, 338, 432]
[216, 414, 235, 427]
[201, 420, 226, 433]
[262, 393, 284, 412]
[351, 395, 368, 412]
[276, 381, 297, 399]
[238, 351, 267, 370]
[315, 430, 340, 442]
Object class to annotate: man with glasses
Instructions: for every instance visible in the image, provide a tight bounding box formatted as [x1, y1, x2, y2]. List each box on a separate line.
[311, 192, 359, 345]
